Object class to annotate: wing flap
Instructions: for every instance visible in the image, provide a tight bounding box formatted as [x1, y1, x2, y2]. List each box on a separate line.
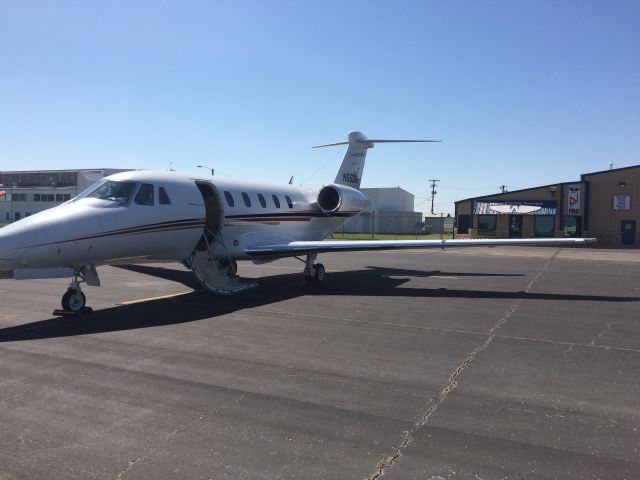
[245, 238, 597, 257]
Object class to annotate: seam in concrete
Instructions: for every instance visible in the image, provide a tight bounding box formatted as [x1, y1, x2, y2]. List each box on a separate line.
[367, 250, 559, 480]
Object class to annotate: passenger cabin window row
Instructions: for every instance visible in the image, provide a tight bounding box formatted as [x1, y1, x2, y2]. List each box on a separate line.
[223, 190, 295, 209]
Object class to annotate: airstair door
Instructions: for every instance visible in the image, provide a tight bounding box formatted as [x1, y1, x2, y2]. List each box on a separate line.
[189, 181, 256, 294]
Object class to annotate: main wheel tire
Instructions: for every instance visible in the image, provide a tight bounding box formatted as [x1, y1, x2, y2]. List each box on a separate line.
[62, 289, 86, 312]
[315, 263, 325, 282]
[228, 260, 238, 275]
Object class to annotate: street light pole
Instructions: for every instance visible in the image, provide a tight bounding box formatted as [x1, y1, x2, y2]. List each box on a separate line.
[197, 165, 214, 176]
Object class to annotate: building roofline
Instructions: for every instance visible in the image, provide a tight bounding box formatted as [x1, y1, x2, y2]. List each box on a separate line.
[580, 164, 640, 179]
[454, 180, 580, 204]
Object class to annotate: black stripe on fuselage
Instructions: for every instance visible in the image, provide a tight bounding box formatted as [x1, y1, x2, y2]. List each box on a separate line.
[13, 219, 206, 250]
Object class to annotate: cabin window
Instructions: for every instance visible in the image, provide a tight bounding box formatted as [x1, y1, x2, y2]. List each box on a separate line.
[272, 194, 281, 208]
[257, 193, 267, 208]
[134, 183, 155, 206]
[159, 187, 171, 205]
[224, 191, 235, 207]
[285, 195, 293, 208]
[89, 181, 137, 204]
[242, 192, 251, 207]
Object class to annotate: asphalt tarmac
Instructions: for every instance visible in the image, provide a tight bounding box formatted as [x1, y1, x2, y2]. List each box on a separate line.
[1, 247, 639, 479]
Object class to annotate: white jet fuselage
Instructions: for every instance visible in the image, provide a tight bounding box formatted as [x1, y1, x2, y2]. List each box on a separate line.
[0, 170, 357, 273]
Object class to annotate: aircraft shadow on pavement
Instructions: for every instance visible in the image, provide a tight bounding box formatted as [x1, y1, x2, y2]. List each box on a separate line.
[0, 264, 637, 343]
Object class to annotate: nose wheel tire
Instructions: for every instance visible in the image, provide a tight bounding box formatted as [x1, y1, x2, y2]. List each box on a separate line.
[62, 289, 86, 312]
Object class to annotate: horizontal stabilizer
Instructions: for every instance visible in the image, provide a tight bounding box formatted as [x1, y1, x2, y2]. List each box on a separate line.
[319, 131, 440, 189]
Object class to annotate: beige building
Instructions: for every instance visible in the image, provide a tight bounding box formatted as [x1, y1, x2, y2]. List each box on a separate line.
[454, 164, 639, 248]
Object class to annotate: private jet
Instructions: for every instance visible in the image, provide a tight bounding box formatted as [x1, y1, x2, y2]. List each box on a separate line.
[0, 131, 595, 312]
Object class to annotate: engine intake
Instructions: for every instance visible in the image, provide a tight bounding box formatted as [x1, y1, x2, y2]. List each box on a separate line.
[317, 184, 369, 215]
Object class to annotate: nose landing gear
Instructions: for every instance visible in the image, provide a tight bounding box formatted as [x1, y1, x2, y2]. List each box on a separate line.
[62, 286, 86, 312]
[57, 266, 99, 314]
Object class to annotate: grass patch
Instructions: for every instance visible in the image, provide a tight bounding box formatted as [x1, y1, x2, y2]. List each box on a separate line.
[329, 232, 454, 241]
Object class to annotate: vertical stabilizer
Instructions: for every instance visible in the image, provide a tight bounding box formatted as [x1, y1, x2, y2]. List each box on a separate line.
[333, 131, 372, 189]
[313, 131, 440, 190]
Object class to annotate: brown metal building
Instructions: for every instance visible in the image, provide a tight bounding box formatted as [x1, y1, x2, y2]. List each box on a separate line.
[454, 164, 639, 248]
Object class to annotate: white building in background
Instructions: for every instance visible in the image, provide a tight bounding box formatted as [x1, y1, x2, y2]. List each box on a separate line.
[340, 187, 423, 235]
[0, 169, 126, 223]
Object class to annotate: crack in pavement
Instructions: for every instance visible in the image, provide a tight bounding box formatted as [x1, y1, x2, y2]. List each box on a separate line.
[589, 322, 612, 346]
[115, 409, 221, 479]
[116, 457, 144, 480]
[367, 250, 560, 479]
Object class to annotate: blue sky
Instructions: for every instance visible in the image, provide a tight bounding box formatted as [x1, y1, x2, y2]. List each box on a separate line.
[1, 1, 639, 214]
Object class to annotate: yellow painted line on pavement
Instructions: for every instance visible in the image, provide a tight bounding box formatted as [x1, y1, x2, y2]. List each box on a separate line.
[120, 290, 193, 305]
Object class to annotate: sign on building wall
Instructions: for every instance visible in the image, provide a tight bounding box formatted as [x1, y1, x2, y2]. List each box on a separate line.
[473, 200, 556, 215]
[567, 185, 580, 215]
[613, 195, 631, 210]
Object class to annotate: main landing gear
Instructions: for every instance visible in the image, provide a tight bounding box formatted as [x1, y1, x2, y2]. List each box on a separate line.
[300, 254, 325, 284]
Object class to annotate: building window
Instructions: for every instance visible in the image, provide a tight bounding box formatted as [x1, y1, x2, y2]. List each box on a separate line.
[478, 215, 497, 235]
[242, 192, 251, 208]
[55, 193, 72, 202]
[134, 183, 155, 206]
[272, 194, 281, 208]
[13, 193, 27, 202]
[34, 194, 40, 201]
[159, 187, 171, 205]
[563, 216, 581, 237]
[257, 193, 267, 208]
[457, 214, 470, 234]
[534, 215, 555, 237]
[224, 191, 235, 207]
[5, 213, 8, 221]
[285, 195, 293, 209]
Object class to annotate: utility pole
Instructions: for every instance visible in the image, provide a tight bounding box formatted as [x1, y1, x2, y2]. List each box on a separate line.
[499, 185, 508, 193]
[428, 179, 440, 215]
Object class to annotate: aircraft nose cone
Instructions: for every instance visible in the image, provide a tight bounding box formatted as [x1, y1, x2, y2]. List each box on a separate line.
[0, 226, 20, 271]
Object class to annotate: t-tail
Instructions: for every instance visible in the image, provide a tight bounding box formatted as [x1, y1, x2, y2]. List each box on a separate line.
[313, 131, 441, 190]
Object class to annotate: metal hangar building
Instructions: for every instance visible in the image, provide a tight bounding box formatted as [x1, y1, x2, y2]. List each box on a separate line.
[454, 164, 640, 248]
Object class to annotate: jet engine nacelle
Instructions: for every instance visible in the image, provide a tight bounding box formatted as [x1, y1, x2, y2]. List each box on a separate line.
[317, 184, 369, 215]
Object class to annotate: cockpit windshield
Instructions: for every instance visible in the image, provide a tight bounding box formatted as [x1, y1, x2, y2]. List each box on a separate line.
[87, 181, 137, 204]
